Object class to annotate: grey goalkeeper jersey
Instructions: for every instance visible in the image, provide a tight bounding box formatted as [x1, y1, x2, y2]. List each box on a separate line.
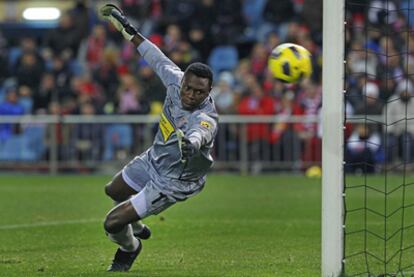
[137, 40, 218, 181]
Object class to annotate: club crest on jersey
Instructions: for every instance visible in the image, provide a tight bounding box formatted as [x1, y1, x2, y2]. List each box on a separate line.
[160, 112, 175, 142]
[200, 121, 211, 129]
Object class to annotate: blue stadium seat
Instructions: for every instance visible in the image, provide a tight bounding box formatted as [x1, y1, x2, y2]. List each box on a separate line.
[19, 96, 33, 114]
[8, 47, 22, 68]
[0, 135, 36, 161]
[242, 0, 267, 29]
[0, 126, 46, 161]
[23, 126, 47, 158]
[103, 124, 133, 160]
[207, 46, 239, 80]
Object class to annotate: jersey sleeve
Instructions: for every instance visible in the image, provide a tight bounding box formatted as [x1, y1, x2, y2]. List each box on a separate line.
[186, 112, 218, 150]
[137, 39, 184, 88]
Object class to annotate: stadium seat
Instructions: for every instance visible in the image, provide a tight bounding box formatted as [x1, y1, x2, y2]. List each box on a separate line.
[207, 46, 239, 80]
[103, 124, 133, 160]
[7, 47, 22, 68]
[242, 0, 266, 29]
[23, 126, 47, 158]
[0, 126, 46, 161]
[0, 135, 36, 161]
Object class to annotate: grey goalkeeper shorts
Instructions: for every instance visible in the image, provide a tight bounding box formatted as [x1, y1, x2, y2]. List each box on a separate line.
[121, 151, 205, 219]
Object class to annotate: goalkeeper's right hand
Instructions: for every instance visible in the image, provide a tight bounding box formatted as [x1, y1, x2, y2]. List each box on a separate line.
[100, 4, 138, 41]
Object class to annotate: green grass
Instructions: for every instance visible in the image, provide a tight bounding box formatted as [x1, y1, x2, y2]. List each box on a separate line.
[0, 174, 321, 277]
[344, 174, 414, 276]
[0, 174, 413, 276]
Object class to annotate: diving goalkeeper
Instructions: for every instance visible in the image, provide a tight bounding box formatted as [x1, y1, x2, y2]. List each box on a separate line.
[100, 4, 218, 272]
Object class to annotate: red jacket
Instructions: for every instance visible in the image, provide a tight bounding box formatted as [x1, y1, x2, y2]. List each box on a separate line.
[238, 95, 275, 142]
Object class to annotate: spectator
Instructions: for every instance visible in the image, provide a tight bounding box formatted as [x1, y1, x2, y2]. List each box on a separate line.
[211, 0, 245, 44]
[44, 12, 82, 57]
[354, 82, 383, 116]
[368, 0, 398, 27]
[137, 60, 165, 105]
[120, 0, 156, 36]
[212, 71, 236, 114]
[84, 24, 110, 70]
[346, 75, 368, 109]
[14, 51, 45, 90]
[296, 80, 322, 163]
[238, 83, 274, 162]
[93, 48, 120, 105]
[51, 55, 73, 94]
[117, 74, 149, 115]
[192, 0, 217, 38]
[385, 79, 414, 163]
[163, 24, 182, 53]
[162, 0, 197, 30]
[13, 37, 45, 68]
[233, 59, 252, 90]
[259, 0, 296, 42]
[0, 31, 8, 83]
[354, 82, 383, 134]
[345, 123, 382, 173]
[0, 87, 25, 141]
[301, 0, 323, 44]
[47, 101, 69, 160]
[17, 85, 33, 114]
[249, 42, 269, 81]
[33, 73, 57, 113]
[270, 91, 302, 162]
[188, 25, 212, 62]
[347, 40, 378, 81]
[263, 31, 280, 53]
[377, 37, 404, 101]
[72, 102, 103, 161]
[69, 0, 92, 41]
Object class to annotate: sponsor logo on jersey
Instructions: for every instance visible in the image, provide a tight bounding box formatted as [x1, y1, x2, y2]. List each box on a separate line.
[160, 112, 175, 142]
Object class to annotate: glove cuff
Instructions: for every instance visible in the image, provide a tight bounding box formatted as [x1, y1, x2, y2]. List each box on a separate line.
[188, 136, 201, 151]
[121, 25, 137, 41]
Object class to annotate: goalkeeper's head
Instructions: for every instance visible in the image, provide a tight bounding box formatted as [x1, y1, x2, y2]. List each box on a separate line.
[180, 62, 213, 110]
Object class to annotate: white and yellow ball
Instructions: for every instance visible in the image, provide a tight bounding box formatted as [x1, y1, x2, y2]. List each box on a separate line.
[268, 43, 312, 84]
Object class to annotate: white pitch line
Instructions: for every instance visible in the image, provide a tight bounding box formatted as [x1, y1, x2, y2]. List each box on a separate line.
[0, 218, 102, 230]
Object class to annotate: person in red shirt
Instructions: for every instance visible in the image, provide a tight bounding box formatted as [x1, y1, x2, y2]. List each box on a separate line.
[295, 80, 322, 163]
[238, 83, 274, 162]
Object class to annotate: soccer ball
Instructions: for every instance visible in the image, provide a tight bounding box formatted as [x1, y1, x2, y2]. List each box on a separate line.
[268, 43, 312, 84]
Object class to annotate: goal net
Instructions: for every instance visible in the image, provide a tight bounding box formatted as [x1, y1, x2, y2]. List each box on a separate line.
[323, 0, 414, 276]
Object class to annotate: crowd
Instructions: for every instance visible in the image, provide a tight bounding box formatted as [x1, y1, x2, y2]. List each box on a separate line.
[345, 0, 414, 172]
[0, 0, 412, 171]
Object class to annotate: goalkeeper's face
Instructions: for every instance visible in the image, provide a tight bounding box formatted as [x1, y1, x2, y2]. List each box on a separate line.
[180, 73, 211, 110]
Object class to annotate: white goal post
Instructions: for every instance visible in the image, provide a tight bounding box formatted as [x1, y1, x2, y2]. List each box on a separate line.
[322, 0, 345, 276]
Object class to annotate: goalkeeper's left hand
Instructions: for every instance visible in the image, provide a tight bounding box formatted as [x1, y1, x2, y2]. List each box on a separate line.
[100, 4, 138, 41]
[181, 137, 197, 160]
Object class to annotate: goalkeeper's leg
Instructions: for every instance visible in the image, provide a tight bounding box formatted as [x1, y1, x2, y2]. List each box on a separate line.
[104, 200, 142, 272]
[105, 173, 152, 240]
[103, 173, 153, 272]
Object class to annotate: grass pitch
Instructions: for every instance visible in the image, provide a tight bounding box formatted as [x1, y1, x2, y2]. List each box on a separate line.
[1, 174, 413, 276]
[0, 174, 321, 277]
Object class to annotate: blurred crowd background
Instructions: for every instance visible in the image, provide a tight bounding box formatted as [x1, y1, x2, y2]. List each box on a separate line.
[0, 0, 413, 172]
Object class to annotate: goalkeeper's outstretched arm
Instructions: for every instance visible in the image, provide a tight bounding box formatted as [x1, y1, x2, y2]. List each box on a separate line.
[100, 4, 183, 87]
[100, 4, 145, 47]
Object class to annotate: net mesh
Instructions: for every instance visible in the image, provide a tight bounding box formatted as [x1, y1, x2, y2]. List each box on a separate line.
[344, 1, 414, 276]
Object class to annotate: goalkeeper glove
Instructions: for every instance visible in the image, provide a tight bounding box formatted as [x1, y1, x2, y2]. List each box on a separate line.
[181, 137, 197, 160]
[100, 4, 138, 41]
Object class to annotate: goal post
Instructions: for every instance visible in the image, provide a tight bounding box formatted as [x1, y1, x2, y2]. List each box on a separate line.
[321, 0, 345, 276]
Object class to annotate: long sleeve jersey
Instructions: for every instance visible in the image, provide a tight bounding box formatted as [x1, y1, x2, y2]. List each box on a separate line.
[137, 40, 218, 181]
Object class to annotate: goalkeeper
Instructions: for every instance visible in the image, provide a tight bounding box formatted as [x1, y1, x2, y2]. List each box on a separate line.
[100, 4, 218, 272]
